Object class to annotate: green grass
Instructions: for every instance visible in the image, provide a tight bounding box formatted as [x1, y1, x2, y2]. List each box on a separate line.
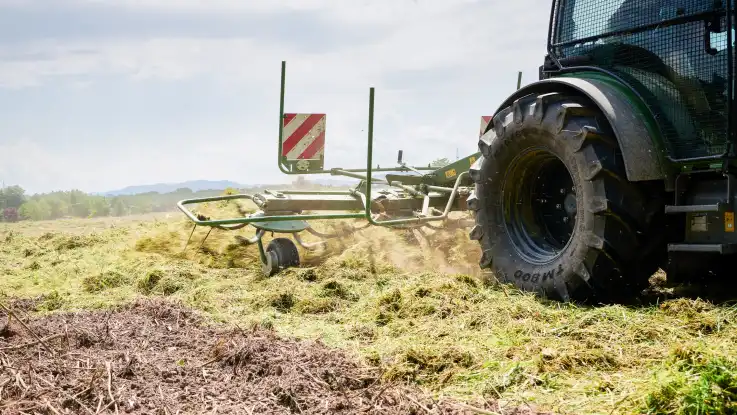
[644, 345, 737, 414]
[1, 210, 737, 414]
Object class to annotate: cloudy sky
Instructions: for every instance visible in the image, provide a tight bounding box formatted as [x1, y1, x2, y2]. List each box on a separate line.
[0, 0, 550, 194]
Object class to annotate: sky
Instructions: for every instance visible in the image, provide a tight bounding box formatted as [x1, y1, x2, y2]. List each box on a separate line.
[0, 0, 551, 194]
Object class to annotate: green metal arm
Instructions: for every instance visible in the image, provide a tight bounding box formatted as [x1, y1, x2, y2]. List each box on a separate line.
[359, 87, 469, 227]
[177, 62, 471, 230]
[177, 193, 365, 227]
[277, 61, 435, 176]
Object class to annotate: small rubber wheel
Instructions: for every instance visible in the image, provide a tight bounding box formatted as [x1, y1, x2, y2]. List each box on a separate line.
[261, 238, 300, 276]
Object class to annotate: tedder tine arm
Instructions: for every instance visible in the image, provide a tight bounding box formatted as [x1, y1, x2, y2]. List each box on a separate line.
[293, 233, 326, 251]
[349, 86, 469, 227]
[199, 228, 214, 248]
[182, 225, 198, 253]
[235, 229, 265, 246]
[177, 194, 365, 226]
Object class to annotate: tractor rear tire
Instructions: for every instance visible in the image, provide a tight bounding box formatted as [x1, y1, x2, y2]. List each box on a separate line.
[469, 92, 665, 303]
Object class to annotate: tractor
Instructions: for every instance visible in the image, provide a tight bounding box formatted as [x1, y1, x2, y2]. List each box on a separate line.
[468, 0, 736, 302]
[179, 0, 737, 303]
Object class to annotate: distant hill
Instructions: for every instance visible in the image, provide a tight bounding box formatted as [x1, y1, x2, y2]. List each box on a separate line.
[99, 176, 390, 197]
[101, 180, 245, 196]
[306, 178, 357, 187]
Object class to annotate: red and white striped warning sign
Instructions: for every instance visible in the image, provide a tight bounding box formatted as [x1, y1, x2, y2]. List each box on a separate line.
[480, 116, 492, 138]
[282, 113, 326, 160]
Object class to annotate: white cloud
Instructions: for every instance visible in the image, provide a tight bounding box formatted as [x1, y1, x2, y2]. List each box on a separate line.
[0, 0, 549, 88]
[0, 0, 35, 6]
[76, 0, 330, 12]
[74, 0, 469, 23]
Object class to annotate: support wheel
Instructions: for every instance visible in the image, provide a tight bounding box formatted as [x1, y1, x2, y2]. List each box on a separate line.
[262, 238, 300, 276]
[468, 92, 665, 303]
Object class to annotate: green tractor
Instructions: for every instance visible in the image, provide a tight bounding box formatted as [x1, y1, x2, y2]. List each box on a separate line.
[469, 0, 736, 302]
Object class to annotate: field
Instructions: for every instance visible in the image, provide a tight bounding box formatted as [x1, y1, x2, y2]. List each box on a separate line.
[1, 202, 737, 414]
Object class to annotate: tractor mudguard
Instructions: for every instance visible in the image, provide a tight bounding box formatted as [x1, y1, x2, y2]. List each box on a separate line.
[485, 75, 669, 183]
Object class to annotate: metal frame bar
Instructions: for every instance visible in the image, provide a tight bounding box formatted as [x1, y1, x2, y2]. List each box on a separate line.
[177, 174, 465, 228]
[552, 10, 724, 49]
[725, 0, 734, 163]
[293, 233, 326, 250]
[177, 193, 365, 227]
[177, 60, 471, 229]
[276, 61, 435, 176]
[359, 87, 469, 227]
[544, 0, 735, 165]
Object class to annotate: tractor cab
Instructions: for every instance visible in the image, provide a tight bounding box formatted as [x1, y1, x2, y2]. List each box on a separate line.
[545, 0, 733, 160]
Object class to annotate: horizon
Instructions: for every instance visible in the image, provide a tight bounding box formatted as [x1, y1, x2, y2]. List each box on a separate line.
[1, 174, 401, 197]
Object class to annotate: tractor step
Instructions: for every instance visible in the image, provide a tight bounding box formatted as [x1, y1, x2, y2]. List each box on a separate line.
[664, 203, 731, 214]
[668, 243, 737, 254]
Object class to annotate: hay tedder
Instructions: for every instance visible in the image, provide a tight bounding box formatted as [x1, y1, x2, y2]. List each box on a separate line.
[178, 60, 500, 277]
[182, 0, 737, 303]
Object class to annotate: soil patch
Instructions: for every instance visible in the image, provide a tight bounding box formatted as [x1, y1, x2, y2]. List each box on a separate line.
[0, 299, 551, 414]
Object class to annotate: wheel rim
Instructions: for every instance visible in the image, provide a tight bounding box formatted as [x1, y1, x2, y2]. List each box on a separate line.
[502, 147, 577, 264]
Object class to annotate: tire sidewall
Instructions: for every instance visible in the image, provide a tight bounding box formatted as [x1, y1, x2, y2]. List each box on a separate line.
[267, 238, 300, 269]
[479, 126, 593, 296]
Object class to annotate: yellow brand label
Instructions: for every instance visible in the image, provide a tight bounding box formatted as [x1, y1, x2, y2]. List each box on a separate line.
[726, 212, 735, 232]
[469, 156, 476, 165]
[445, 169, 457, 179]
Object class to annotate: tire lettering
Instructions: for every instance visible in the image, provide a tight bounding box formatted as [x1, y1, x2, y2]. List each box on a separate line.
[557, 264, 564, 275]
[514, 270, 552, 282]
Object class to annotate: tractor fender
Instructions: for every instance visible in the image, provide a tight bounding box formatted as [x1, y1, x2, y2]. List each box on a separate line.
[488, 76, 667, 183]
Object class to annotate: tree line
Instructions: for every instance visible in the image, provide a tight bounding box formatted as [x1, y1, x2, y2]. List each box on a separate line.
[1, 164, 454, 223]
[0, 177, 347, 222]
[0, 186, 229, 222]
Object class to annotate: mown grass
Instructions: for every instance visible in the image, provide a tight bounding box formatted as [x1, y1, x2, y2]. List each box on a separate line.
[1, 206, 737, 414]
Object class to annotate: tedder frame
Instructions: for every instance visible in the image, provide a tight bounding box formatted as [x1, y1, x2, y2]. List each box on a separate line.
[177, 61, 518, 276]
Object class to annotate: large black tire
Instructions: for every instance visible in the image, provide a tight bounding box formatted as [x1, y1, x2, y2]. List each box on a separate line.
[469, 92, 666, 303]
